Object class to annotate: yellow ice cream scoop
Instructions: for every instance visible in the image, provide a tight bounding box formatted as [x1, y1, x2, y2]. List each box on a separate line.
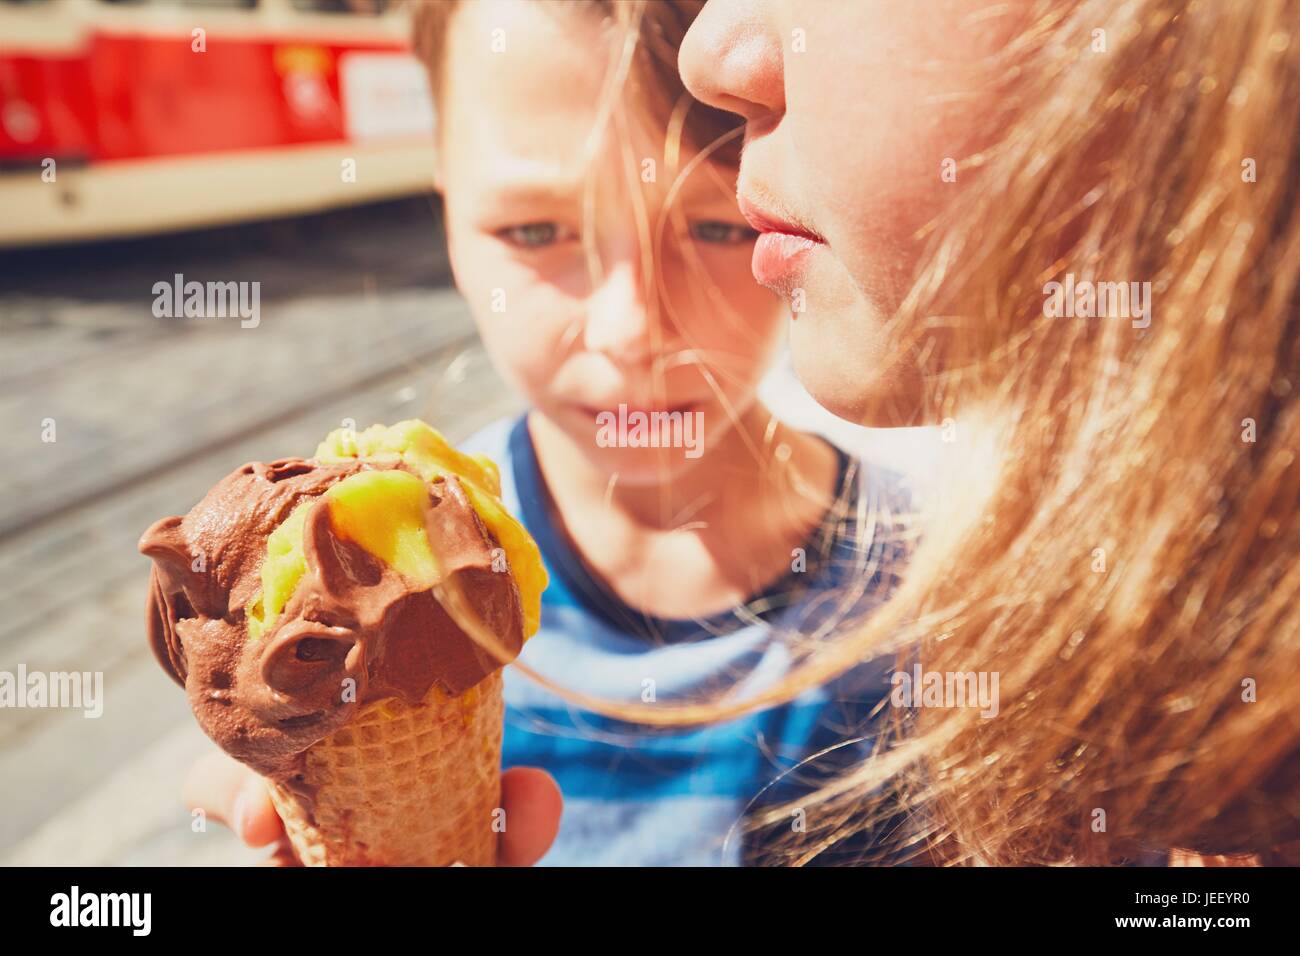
[246, 497, 315, 641]
[247, 421, 547, 641]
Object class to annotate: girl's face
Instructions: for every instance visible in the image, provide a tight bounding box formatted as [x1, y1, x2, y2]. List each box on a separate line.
[679, 0, 1009, 425]
[438, 0, 781, 483]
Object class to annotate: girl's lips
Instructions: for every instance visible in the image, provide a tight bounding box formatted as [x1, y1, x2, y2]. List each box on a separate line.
[738, 195, 824, 292]
[737, 195, 822, 240]
[751, 232, 818, 290]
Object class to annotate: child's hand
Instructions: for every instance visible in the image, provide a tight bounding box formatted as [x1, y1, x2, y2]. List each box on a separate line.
[183, 750, 562, 866]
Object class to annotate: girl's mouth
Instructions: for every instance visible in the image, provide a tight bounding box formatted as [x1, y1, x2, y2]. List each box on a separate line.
[738, 196, 825, 293]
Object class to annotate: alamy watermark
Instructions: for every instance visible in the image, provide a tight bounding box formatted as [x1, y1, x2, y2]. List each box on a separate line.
[0, 666, 103, 718]
[152, 273, 260, 328]
[595, 404, 704, 459]
[50, 886, 150, 936]
[1043, 273, 1151, 329]
[889, 665, 1000, 718]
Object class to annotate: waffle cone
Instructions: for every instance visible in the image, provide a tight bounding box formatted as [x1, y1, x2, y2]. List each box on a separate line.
[267, 671, 504, 866]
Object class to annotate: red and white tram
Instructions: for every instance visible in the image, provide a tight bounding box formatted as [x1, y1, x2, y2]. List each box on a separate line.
[0, 0, 436, 246]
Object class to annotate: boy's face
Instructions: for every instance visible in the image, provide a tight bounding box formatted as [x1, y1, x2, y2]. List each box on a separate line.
[437, 0, 782, 483]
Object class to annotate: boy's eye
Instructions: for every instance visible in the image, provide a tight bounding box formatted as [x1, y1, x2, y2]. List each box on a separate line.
[497, 222, 572, 248]
[689, 220, 759, 245]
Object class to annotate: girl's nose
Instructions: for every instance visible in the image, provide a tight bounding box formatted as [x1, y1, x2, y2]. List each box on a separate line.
[678, 0, 785, 121]
[583, 259, 656, 366]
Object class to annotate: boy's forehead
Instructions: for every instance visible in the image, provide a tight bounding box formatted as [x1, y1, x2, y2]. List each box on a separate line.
[440, 1, 652, 178]
[442, 0, 610, 126]
[437, 0, 737, 204]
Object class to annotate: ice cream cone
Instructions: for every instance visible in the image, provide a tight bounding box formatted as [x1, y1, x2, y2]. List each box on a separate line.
[140, 421, 546, 868]
[267, 671, 504, 867]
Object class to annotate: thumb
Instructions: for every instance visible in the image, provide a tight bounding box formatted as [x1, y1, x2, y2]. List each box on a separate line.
[496, 766, 562, 866]
[183, 750, 285, 849]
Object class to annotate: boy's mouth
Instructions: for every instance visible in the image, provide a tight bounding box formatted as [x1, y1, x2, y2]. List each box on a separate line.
[573, 401, 704, 420]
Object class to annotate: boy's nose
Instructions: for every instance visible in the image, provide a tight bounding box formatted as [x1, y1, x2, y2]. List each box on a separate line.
[583, 259, 657, 366]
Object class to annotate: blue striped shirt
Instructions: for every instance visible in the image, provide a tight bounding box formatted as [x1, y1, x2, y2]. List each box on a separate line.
[462, 416, 914, 866]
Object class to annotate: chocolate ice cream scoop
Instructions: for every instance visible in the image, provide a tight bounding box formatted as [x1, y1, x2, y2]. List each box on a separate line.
[138, 421, 545, 785]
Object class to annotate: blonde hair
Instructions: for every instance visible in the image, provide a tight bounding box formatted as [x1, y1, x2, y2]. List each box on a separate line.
[749, 0, 1300, 864]
[417, 0, 1300, 864]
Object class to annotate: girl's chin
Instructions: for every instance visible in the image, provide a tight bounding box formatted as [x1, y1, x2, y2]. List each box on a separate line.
[800, 369, 929, 428]
[790, 316, 927, 427]
[801, 378, 875, 425]
[789, 310, 868, 422]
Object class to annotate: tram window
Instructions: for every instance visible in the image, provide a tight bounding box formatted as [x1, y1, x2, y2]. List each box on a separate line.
[289, 0, 394, 13]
